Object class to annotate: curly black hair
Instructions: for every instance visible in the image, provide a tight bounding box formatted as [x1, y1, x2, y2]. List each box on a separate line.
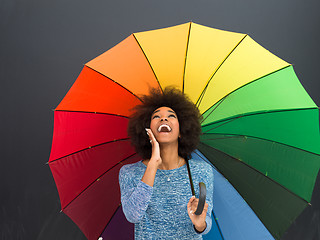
[128, 87, 202, 160]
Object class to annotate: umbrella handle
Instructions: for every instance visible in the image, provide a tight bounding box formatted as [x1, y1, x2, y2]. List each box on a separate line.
[194, 182, 206, 215]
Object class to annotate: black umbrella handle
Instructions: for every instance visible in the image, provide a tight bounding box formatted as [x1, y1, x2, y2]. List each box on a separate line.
[186, 160, 207, 215]
[194, 182, 206, 215]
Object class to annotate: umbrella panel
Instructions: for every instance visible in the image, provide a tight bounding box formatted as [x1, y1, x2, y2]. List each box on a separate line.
[183, 23, 245, 103]
[201, 65, 317, 125]
[63, 153, 140, 240]
[49, 111, 130, 162]
[193, 150, 275, 240]
[198, 142, 309, 239]
[86, 34, 159, 97]
[50, 140, 136, 209]
[202, 108, 320, 156]
[100, 206, 134, 240]
[55, 66, 141, 116]
[134, 22, 190, 90]
[200, 133, 320, 202]
[196, 35, 289, 113]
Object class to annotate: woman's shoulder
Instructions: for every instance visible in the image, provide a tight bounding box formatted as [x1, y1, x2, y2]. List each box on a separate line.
[188, 158, 214, 177]
[189, 158, 212, 169]
[119, 160, 144, 176]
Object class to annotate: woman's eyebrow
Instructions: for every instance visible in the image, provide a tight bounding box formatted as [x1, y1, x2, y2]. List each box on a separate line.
[152, 109, 176, 115]
[152, 110, 160, 114]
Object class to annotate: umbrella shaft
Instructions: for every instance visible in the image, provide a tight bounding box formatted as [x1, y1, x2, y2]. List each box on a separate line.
[186, 160, 195, 196]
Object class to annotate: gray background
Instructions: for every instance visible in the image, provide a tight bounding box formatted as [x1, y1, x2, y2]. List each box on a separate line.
[1, 0, 319, 239]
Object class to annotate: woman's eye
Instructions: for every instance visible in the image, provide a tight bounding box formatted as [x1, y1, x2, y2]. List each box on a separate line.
[152, 115, 160, 119]
[168, 114, 176, 118]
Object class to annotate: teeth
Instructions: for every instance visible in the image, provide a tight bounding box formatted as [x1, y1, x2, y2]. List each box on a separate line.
[158, 125, 171, 132]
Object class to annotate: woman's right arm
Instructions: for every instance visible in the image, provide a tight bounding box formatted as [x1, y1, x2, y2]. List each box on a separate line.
[142, 128, 162, 184]
[119, 166, 154, 223]
[141, 129, 161, 187]
[119, 129, 161, 223]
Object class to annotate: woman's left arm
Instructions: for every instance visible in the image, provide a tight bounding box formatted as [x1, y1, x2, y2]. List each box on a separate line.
[187, 166, 214, 235]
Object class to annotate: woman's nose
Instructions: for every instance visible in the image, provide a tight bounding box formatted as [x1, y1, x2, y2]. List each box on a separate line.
[160, 117, 168, 121]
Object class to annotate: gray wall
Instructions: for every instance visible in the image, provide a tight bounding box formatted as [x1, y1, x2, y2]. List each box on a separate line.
[1, 0, 319, 239]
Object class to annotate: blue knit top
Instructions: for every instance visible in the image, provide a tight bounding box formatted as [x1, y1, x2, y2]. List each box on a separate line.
[119, 158, 214, 239]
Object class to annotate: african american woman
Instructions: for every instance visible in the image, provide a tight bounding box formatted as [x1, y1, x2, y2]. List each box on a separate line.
[119, 87, 214, 239]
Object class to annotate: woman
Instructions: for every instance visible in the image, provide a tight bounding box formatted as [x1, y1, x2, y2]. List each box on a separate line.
[119, 87, 214, 239]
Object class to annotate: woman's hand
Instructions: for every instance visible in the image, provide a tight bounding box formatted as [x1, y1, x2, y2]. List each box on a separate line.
[145, 128, 162, 168]
[141, 129, 161, 187]
[187, 196, 208, 233]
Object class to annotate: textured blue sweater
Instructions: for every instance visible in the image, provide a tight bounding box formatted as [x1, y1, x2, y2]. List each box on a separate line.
[119, 159, 214, 239]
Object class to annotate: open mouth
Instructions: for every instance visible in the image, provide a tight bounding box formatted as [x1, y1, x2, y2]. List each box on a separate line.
[158, 124, 172, 133]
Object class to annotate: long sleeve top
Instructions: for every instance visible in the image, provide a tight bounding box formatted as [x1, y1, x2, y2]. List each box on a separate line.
[119, 158, 214, 239]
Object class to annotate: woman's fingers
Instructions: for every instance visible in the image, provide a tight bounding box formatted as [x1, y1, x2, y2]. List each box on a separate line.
[188, 196, 208, 216]
[188, 196, 208, 229]
[146, 128, 156, 144]
[204, 203, 208, 209]
[202, 203, 208, 216]
[146, 128, 158, 149]
[145, 128, 151, 141]
[188, 196, 201, 214]
[146, 128, 162, 166]
[187, 196, 196, 214]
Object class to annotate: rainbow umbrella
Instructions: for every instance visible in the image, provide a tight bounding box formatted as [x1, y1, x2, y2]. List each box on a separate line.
[48, 22, 320, 240]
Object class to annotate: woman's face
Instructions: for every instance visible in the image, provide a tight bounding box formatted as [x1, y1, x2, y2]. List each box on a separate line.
[150, 106, 180, 145]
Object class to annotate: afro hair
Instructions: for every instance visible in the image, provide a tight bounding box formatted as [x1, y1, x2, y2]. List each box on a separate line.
[127, 87, 202, 160]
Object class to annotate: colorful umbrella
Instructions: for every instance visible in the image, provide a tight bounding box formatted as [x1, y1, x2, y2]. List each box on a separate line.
[48, 22, 320, 240]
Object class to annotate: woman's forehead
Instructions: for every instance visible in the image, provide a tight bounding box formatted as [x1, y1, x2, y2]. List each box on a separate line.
[152, 106, 176, 115]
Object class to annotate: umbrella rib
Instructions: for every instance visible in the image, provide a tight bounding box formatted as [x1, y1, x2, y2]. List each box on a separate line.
[210, 207, 226, 240]
[53, 109, 130, 119]
[85, 65, 144, 102]
[197, 141, 310, 205]
[132, 33, 163, 94]
[97, 205, 123, 239]
[201, 132, 320, 157]
[200, 65, 292, 117]
[48, 138, 131, 164]
[61, 152, 138, 212]
[195, 34, 248, 107]
[182, 22, 192, 93]
[200, 97, 227, 124]
[201, 107, 319, 132]
[202, 113, 251, 132]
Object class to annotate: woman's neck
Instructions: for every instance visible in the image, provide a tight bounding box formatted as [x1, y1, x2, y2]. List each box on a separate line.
[158, 142, 184, 170]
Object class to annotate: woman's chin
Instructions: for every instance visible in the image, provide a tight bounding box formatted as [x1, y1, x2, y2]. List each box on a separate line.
[157, 138, 179, 146]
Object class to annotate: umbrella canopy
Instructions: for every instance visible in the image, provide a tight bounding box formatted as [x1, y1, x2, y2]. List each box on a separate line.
[48, 22, 320, 240]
